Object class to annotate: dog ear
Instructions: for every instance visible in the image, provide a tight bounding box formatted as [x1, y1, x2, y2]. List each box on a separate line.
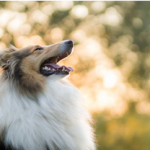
[0, 52, 11, 69]
[9, 45, 18, 52]
[0, 45, 18, 69]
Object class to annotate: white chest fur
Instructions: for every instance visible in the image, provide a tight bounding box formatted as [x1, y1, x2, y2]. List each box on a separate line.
[0, 79, 95, 150]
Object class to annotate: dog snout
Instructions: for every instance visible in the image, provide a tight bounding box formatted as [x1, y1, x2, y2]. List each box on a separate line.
[60, 40, 73, 54]
[64, 40, 73, 46]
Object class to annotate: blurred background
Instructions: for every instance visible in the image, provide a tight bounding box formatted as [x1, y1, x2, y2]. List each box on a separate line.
[0, 1, 150, 150]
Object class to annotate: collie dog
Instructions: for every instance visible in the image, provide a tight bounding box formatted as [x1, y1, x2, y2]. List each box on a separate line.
[0, 40, 95, 150]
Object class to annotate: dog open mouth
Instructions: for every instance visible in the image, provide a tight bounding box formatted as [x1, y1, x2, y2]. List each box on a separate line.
[40, 50, 73, 76]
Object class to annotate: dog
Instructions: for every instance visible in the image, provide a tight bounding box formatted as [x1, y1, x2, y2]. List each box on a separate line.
[0, 40, 95, 150]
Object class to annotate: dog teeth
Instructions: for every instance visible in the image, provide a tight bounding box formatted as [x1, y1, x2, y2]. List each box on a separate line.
[42, 66, 52, 71]
[62, 67, 65, 71]
[42, 66, 69, 72]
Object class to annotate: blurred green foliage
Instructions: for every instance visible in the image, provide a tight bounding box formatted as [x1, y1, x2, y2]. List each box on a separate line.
[0, 1, 150, 150]
[94, 102, 150, 150]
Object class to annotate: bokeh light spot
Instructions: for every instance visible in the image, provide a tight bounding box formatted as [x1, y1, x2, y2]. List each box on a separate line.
[51, 28, 64, 43]
[7, 13, 27, 33]
[31, 10, 48, 24]
[54, 2, 73, 11]
[103, 71, 118, 88]
[100, 7, 123, 26]
[91, 2, 106, 12]
[132, 18, 143, 29]
[71, 5, 88, 19]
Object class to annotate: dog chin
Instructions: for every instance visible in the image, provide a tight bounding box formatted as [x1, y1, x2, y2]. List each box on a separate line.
[47, 74, 70, 80]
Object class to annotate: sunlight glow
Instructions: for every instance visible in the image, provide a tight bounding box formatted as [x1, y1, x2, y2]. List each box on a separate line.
[83, 38, 101, 57]
[7, 13, 27, 33]
[9, 2, 25, 12]
[31, 10, 48, 24]
[136, 101, 150, 114]
[103, 71, 118, 88]
[91, 2, 106, 12]
[97, 90, 117, 109]
[51, 28, 64, 43]
[71, 5, 88, 19]
[0, 10, 14, 28]
[15, 35, 45, 47]
[0, 1, 147, 118]
[19, 24, 31, 35]
[54, 2, 73, 11]
[42, 4, 54, 15]
[71, 29, 87, 42]
[100, 7, 123, 26]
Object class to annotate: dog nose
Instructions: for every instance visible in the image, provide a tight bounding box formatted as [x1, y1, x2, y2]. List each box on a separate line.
[64, 40, 73, 45]
[60, 40, 73, 53]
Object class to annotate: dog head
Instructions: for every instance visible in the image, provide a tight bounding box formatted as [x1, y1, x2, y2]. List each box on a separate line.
[0, 40, 74, 96]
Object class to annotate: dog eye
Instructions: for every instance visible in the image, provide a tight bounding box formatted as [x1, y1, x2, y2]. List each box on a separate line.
[35, 47, 43, 51]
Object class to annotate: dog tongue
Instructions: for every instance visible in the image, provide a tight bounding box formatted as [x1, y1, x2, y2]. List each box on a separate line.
[44, 63, 74, 71]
